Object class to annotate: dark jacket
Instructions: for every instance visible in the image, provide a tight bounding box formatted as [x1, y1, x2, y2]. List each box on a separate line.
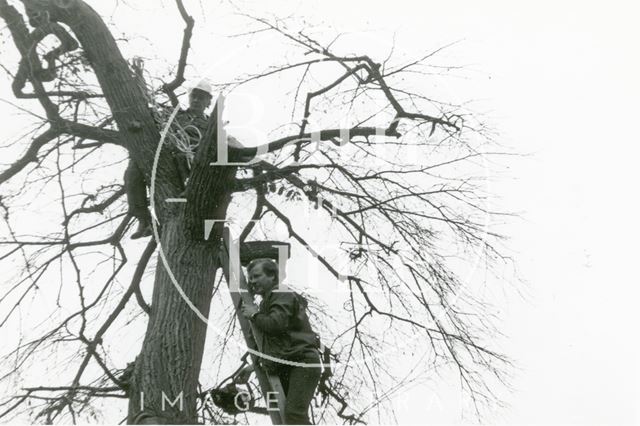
[251, 289, 320, 367]
[176, 109, 208, 139]
[169, 109, 208, 183]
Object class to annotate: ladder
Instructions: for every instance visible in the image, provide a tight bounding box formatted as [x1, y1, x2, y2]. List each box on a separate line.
[218, 227, 289, 424]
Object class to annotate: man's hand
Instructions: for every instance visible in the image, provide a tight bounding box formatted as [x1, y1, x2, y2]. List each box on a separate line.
[241, 302, 259, 319]
[234, 364, 255, 384]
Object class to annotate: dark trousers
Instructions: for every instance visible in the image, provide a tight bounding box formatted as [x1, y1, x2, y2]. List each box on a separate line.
[276, 355, 322, 425]
[123, 160, 150, 221]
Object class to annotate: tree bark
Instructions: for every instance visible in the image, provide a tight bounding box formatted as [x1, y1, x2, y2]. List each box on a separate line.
[127, 218, 221, 424]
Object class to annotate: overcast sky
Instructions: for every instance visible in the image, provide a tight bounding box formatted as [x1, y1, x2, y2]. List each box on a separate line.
[1, 0, 638, 424]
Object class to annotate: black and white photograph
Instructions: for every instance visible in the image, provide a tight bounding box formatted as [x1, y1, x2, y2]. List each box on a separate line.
[0, 0, 637, 424]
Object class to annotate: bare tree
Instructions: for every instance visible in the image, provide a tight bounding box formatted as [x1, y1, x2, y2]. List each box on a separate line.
[0, 0, 511, 424]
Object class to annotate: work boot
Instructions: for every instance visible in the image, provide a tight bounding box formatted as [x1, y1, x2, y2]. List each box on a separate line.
[131, 218, 152, 239]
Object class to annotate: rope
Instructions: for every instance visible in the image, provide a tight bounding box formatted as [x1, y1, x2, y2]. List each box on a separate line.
[130, 69, 204, 170]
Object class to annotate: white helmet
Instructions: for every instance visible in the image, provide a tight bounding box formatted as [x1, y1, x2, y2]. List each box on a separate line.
[192, 80, 213, 96]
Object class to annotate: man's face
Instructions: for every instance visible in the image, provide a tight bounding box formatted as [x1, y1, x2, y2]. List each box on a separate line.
[188, 89, 211, 115]
[247, 264, 276, 296]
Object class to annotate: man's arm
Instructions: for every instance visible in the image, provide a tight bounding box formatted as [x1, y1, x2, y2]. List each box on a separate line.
[226, 135, 256, 163]
[227, 135, 245, 149]
[251, 292, 296, 334]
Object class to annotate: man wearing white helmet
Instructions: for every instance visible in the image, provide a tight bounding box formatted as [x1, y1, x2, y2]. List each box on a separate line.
[188, 80, 213, 116]
[127, 79, 242, 239]
[178, 80, 213, 137]
[169, 80, 214, 184]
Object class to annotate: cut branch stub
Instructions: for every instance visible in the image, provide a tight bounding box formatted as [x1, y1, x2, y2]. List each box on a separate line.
[239, 240, 291, 266]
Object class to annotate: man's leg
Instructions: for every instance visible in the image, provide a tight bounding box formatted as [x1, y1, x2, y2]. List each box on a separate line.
[277, 366, 291, 398]
[174, 154, 190, 189]
[124, 160, 152, 239]
[283, 362, 321, 425]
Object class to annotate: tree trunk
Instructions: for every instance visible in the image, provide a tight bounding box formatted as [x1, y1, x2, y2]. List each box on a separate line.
[127, 218, 221, 424]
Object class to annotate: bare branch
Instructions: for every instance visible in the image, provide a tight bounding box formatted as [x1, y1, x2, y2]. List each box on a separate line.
[0, 127, 60, 185]
[0, 0, 61, 120]
[162, 0, 195, 105]
[59, 120, 122, 145]
[63, 186, 125, 226]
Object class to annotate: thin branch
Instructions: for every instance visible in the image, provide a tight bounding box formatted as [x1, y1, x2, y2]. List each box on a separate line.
[60, 120, 122, 145]
[162, 0, 195, 105]
[0, 127, 60, 185]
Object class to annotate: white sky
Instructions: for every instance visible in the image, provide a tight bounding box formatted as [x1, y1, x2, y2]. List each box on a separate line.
[1, 0, 639, 424]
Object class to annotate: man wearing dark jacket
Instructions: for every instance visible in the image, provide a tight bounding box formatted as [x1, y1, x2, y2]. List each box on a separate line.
[126, 81, 213, 239]
[241, 258, 322, 425]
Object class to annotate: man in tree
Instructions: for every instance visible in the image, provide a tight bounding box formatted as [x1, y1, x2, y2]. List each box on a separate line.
[241, 258, 322, 425]
[127, 80, 214, 239]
